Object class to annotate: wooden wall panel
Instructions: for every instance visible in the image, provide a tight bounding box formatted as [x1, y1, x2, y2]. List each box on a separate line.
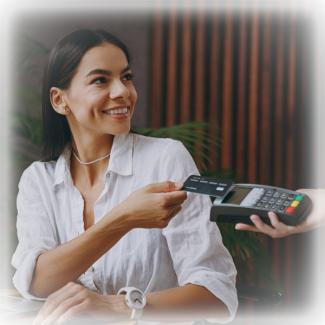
[221, 10, 234, 172]
[236, 12, 248, 181]
[194, 9, 205, 122]
[274, 16, 285, 188]
[260, 13, 271, 185]
[180, 7, 192, 123]
[149, 11, 309, 188]
[208, 14, 220, 172]
[166, 8, 177, 126]
[150, 10, 163, 128]
[286, 14, 297, 189]
[149, 8, 311, 308]
[247, 12, 259, 183]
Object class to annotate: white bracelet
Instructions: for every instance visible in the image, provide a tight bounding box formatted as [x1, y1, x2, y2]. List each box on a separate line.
[117, 287, 147, 320]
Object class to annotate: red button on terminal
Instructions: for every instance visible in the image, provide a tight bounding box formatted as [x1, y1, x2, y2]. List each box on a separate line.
[286, 207, 295, 214]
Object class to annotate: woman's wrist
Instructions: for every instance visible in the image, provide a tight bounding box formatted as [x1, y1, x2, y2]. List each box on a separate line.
[104, 294, 130, 315]
[101, 206, 134, 235]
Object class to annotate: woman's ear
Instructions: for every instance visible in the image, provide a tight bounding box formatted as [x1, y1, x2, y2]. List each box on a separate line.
[50, 87, 70, 115]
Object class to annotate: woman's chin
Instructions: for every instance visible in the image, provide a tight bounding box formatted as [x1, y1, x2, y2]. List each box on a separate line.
[105, 125, 131, 136]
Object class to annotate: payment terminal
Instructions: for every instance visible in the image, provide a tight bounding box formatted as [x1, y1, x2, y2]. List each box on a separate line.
[182, 175, 312, 226]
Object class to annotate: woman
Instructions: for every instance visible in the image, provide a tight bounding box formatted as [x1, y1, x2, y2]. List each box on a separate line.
[11, 29, 237, 323]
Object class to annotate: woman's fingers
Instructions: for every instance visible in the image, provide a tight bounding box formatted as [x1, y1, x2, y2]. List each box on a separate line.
[235, 223, 261, 232]
[146, 181, 183, 193]
[168, 205, 182, 219]
[163, 191, 187, 207]
[33, 282, 84, 325]
[235, 213, 296, 238]
[268, 212, 289, 230]
[39, 295, 84, 325]
[156, 205, 182, 228]
[268, 212, 296, 237]
[249, 214, 277, 234]
[56, 301, 87, 324]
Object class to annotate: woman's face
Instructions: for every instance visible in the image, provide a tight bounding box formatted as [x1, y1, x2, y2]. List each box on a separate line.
[63, 42, 137, 136]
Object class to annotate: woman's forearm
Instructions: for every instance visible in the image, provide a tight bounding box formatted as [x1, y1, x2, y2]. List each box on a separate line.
[143, 284, 229, 321]
[29, 182, 186, 298]
[30, 209, 130, 298]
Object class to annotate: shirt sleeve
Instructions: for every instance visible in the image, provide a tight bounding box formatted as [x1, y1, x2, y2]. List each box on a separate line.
[161, 140, 238, 321]
[11, 164, 58, 300]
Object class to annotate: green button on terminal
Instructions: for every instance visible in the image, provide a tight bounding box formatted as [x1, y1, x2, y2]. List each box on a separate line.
[295, 195, 304, 201]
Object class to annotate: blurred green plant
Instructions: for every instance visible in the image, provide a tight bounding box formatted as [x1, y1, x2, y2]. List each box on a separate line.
[133, 122, 220, 172]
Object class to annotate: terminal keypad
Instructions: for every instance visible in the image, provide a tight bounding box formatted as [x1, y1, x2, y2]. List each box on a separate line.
[254, 189, 304, 215]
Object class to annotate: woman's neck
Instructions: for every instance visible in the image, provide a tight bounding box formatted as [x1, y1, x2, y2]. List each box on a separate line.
[70, 134, 114, 188]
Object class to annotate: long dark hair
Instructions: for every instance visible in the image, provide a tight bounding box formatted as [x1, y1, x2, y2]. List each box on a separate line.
[41, 29, 130, 161]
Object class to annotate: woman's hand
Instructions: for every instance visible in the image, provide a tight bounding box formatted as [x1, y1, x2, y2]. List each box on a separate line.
[33, 282, 128, 325]
[111, 181, 187, 229]
[235, 189, 325, 238]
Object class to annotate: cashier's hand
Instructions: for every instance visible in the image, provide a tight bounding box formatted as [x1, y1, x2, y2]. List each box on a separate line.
[33, 282, 128, 325]
[235, 189, 325, 238]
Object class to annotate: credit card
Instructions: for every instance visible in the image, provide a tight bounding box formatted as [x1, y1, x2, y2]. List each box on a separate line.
[181, 175, 234, 198]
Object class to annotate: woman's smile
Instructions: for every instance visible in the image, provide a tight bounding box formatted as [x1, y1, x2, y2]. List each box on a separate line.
[102, 106, 130, 119]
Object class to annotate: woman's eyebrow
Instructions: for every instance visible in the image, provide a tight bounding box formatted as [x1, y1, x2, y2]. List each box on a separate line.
[86, 65, 131, 77]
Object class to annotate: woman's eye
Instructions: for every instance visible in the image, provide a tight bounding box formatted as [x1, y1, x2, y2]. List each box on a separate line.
[92, 77, 108, 85]
[122, 73, 133, 81]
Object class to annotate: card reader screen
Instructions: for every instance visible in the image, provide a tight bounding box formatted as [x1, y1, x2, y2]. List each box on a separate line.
[223, 187, 252, 205]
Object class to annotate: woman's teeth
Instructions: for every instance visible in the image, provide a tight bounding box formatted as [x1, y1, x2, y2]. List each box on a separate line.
[103, 107, 129, 115]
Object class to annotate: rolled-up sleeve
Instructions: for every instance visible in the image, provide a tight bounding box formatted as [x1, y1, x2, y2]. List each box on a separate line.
[11, 166, 58, 300]
[162, 141, 238, 321]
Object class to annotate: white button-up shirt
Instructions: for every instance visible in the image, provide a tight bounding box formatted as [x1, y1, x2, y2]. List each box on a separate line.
[12, 133, 238, 318]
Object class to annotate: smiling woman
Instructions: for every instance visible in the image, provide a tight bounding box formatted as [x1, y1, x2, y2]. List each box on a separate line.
[11, 29, 238, 324]
[42, 30, 136, 161]
[50, 42, 137, 156]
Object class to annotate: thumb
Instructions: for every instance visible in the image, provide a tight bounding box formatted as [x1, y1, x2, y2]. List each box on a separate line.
[146, 181, 183, 193]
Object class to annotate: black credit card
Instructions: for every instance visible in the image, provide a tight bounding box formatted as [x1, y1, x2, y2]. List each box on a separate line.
[182, 175, 234, 198]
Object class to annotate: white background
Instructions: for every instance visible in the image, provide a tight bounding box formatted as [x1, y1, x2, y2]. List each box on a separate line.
[1, 1, 324, 324]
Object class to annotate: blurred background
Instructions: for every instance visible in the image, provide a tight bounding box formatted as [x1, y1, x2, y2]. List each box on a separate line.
[5, 1, 319, 322]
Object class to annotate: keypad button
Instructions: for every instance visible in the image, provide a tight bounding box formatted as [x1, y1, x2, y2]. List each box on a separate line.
[276, 199, 284, 204]
[291, 200, 300, 208]
[264, 204, 270, 209]
[288, 195, 296, 200]
[273, 192, 280, 198]
[271, 205, 278, 210]
[256, 202, 263, 207]
[269, 198, 276, 204]
[261, 197, 268, 203]
[265, 190, 274, 196]
[286, 206, 295, 214]
[280, 193, 288, 199]
[278, 206, 285, 212]
[283, 201, 291, 207]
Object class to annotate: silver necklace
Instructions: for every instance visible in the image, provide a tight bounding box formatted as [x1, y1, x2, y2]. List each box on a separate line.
[72, 150, 111, 165]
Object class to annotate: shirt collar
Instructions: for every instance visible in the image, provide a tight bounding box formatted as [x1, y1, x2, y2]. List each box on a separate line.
[53, 144, 72, 187]
[106, 133, 134, 177]
[53, 133, 134, 188]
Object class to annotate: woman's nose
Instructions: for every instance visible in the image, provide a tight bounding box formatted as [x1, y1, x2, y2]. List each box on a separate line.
[109, 79, 130, 99]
